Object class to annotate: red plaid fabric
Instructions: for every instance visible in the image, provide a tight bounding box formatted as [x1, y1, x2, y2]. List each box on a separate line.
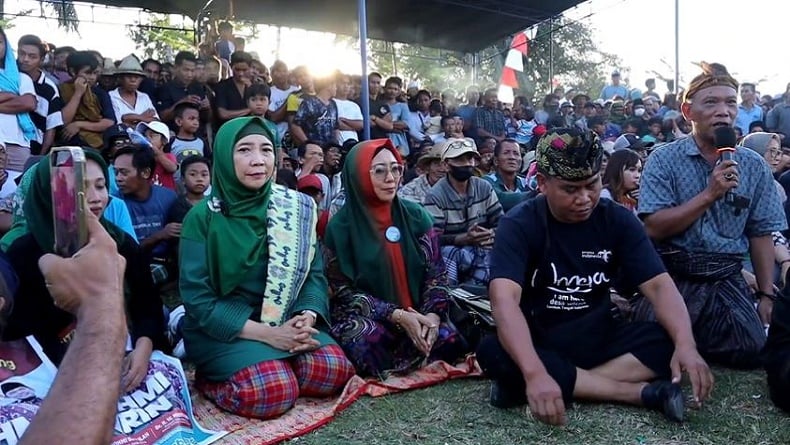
[197, 345, 355, 419]
[198, 360, 299, 419]
[291, 344, 356, 397]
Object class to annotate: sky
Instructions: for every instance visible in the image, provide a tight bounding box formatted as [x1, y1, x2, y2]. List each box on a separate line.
[3, 0, 789, 97]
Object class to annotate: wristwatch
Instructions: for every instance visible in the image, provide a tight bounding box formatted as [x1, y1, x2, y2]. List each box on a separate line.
[300, 310, 318, 322]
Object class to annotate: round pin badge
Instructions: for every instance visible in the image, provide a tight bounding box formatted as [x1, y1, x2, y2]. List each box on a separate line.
[385, 226, 401, 243]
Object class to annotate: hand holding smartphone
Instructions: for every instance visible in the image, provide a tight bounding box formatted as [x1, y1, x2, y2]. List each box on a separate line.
[51, 147, 88, 257]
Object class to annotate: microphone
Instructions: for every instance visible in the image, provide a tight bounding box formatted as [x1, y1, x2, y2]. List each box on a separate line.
[714, 126, 737, 206]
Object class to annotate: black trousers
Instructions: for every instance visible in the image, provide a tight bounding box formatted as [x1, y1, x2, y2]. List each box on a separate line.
[766, 350, 790, 413]
[476, 320, 674, 405]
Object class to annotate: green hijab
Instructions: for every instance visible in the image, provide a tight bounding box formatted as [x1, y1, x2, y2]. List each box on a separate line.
[181, 116, 280, 296]
[324, 139, 434, 306]
[24, 149, 126, 253]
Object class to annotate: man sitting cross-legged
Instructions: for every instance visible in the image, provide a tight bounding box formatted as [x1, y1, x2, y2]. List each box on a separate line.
[476, 127, 713, 425]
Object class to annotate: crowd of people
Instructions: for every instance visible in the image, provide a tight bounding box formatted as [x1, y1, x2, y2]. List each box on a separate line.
[0, 20, 786, 442]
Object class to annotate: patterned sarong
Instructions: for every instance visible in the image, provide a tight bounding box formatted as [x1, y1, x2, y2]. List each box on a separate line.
[632, 250, 766, 368]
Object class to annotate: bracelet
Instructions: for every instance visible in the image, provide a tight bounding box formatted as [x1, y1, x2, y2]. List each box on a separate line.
[755, 291, 778, 302]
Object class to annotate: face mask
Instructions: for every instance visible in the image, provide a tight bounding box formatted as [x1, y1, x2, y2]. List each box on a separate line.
[634, 108, 646, 117]
[448, 165, 474, 182]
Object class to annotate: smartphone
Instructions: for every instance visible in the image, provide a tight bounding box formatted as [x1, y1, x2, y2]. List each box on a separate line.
[50, 147, 87, 257]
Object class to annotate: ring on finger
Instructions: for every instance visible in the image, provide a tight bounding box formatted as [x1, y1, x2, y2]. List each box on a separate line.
[724, 173, 736, 180]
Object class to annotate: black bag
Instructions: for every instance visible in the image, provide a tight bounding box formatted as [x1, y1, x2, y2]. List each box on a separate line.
[447, 286, 495, 350]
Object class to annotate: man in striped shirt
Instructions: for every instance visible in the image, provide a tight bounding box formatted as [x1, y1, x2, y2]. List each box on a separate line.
[17, 35, 63, 155]
[424, 137, 502, 285]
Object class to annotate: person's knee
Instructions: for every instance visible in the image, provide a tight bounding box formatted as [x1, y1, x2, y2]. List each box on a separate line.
[295, 345, 355, 396]
[211, 364, 299, 419]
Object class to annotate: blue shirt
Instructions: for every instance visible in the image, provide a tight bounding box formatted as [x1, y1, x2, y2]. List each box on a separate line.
[600, 85, 629, 101]
[386, 101, 411, 154]
[104, 197, 138, 242]
[638, 136, 786, 254]
[735, 103, 764, 135]
[122, 185, 177, 257]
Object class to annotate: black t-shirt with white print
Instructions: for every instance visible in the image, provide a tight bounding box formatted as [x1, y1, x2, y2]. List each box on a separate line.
[490, 197, 665, 327]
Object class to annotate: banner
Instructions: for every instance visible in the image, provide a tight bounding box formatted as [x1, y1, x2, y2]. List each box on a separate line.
[0, 337, 225, 445]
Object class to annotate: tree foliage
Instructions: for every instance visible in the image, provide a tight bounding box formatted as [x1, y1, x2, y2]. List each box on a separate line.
[127, 14, 195, 61]
[509, 17, 622, 101]
[336, 17, 622, 102]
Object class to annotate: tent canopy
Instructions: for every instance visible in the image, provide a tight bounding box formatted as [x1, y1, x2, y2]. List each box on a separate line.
[94, 0, 586, 52]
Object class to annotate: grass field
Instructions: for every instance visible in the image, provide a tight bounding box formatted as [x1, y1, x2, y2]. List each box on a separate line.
[291, 368, 789, 445]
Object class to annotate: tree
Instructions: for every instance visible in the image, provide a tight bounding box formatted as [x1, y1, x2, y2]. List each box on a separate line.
[0, 1, 77, 32]
[334, 36, 472, 93]
[127, 14, 195, 61]
[334, 17, 622, 102]
[491, 17, 623, 102]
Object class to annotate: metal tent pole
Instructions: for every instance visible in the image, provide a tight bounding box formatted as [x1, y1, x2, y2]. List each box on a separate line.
[358, 0, 371, 140]
[674, 0, 680, 94]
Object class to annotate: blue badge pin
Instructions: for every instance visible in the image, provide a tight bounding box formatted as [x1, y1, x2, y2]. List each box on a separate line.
[385, 226, 401, 243]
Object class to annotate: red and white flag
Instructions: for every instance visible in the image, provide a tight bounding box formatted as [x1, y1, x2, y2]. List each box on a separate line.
[498, 32, 529, 104]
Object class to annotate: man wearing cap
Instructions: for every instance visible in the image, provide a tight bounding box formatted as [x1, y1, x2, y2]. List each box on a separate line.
[398, 142, 446, 204]
[613, 133, 654, 162]
[635, 63, 786, 368]
[109, 55, 159, 126]
[423, 138, 502, 286]
[600, 70, 629, 101]
[484, 139, 534, 212]
[477, 127, 713, 425]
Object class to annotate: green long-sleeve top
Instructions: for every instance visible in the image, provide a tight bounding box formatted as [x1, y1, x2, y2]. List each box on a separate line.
[483, 172, 535, 213]
[179, 238, 336, 381]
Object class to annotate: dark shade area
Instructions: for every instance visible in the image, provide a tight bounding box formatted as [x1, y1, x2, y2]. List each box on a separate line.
[92, 0, 585, 52]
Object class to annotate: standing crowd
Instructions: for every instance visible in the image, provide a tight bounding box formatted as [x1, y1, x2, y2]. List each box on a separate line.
[0, 21, 786, 443]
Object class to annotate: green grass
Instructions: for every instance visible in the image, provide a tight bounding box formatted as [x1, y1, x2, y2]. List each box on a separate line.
[291, 368, 789, 445]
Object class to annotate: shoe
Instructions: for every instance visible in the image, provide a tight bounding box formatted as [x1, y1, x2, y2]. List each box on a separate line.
[167, 305, 186, 349]
[173, 339, 186, 359]
[489, 381, 526, 409]
[641, 380, 684, 422]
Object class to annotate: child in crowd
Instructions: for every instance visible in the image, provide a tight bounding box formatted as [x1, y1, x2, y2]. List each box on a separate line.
[168, 155, 211, 226]
[59, 51, 115, 150]
[425, 99, 444, 141]
[170, 103, 210, 165]
[136, 121, 177, 191]
[297, 174, 329, 239]
[246, 83, 273, 119]
[642, 117, 665, 144]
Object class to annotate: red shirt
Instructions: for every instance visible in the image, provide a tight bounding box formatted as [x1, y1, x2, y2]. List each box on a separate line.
[153, 153, 177, 191]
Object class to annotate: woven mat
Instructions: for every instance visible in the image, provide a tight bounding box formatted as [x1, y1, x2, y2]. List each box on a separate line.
[191, 355, 482, 445]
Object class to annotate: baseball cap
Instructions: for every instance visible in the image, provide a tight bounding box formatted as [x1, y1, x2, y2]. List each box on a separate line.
[441, 138, 480, 161]
[417, 143, 445, 167]
[297, 174, 323, 193]
[136, 121, 170, 141]
[613, 134, 654, 152]
[103, 124, 129, 147]
[612, 69, 621, 76]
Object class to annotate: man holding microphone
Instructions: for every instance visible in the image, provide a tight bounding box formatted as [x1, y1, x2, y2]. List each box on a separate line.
[635, 63, 786, 369]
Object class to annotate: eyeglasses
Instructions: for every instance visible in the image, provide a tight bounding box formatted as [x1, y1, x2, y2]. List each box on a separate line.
[446, 139, 475, 151]
[370, 164, 404, 181]
[768, 147, 782, 159]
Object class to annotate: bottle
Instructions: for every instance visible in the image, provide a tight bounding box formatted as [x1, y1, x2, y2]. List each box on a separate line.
[125, 127, 153, 150]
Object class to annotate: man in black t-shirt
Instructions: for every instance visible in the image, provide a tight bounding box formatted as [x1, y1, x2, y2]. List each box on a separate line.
[477, 127, 713, 425]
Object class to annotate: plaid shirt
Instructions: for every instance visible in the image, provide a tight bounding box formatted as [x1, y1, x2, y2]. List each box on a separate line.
[474, 107, 505, 138]
[398, 174, 435, 204]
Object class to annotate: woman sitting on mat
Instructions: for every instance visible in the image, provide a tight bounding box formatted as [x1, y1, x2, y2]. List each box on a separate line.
[179, 116, 354, 419]
[3, 150, 168, 395]
[324, 139, 467, 377]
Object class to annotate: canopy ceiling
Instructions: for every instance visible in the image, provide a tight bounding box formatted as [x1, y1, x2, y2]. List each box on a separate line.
[91, 0, 586, 52]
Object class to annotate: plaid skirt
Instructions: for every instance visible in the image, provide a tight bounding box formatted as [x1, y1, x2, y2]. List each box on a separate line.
[197, 344, 355, 419]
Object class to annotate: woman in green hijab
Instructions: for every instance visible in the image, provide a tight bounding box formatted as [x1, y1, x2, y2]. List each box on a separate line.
[179, 116, 354, 420]
[3, 149, 167, 393]
[324, 139, 467, 377]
